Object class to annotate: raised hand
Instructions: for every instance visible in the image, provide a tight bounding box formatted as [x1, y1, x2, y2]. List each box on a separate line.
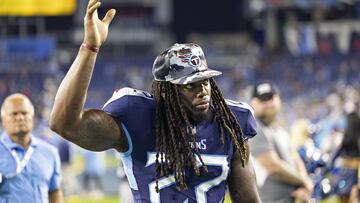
[83, 0, 116, 49]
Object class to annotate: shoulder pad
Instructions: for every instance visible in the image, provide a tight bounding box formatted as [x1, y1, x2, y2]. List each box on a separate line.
[226, 99, 255, 117]
[103, 87, 153, 108]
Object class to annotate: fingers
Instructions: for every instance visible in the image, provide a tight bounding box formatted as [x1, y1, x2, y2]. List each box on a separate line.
[86, 0, 101, 18]
[102, 9, 116, 25]
[87, 0, 99, 10]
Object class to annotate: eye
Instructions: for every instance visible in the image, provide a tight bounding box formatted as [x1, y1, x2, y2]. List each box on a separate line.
[202, 79, 209, 86]
[184, 84, 194, 89]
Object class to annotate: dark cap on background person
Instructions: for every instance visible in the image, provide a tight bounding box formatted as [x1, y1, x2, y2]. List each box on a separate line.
[252, 81, 279, 101]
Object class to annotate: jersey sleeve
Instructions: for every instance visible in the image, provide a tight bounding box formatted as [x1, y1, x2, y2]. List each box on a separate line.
[102, 87, 154, 120]
[102, 87, 133, 121]
[102, 87, 155, 157]
[244, 106, 257, 140]
[226, 100, 257, 140]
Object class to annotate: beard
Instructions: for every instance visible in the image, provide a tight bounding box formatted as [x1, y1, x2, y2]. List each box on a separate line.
[190, 110, 209, 122]
[259, 109, 278, 125]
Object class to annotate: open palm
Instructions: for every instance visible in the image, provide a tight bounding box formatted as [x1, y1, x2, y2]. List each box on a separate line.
[83, 0, 116, 48]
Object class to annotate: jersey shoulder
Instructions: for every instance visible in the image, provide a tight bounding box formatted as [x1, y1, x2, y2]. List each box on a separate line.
[102, 87, 155, 126]
[103, 87, 154, 109]
[225, 99, 257, 140]
[225, 99, 254, 116]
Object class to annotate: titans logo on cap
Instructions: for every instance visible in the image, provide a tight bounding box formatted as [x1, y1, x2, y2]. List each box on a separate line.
[179, 54, 201, 68]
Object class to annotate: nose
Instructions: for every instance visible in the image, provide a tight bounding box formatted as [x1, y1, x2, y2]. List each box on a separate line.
[14, 112, 25, 121]
[262, 99, 275, 108]
[197, 84, 207, 97]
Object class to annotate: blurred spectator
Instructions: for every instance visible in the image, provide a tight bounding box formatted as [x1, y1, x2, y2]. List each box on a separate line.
[314, 93, 346, 152]
[81, 150, 105, 198]
[0, 93, 63, 203]
[249, 81, 313, 203]
[330, 111, 360, 203]
[291, 118, 314, 151]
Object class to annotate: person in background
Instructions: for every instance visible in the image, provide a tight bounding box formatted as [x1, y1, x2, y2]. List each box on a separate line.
[0, 93, 63, 203]
[331, 111, 360, 203]
[249, 81, 313, 203]
[349, 174, 359, 203]
[82, 150, 105, 197]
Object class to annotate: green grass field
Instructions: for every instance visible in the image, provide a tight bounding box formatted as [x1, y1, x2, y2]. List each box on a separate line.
[65, 195, 340, 203]
[65, 196, 118, 203]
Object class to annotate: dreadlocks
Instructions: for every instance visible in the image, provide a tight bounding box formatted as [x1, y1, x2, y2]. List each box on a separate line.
[151, 78, 247, 192]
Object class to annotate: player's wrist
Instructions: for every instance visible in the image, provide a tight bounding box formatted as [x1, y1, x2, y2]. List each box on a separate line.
[81, 42, 100, 53]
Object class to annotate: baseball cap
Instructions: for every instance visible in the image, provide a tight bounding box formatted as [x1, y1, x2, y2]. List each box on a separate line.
[152, 43, 222, 85]
[252, 81, 279, 101]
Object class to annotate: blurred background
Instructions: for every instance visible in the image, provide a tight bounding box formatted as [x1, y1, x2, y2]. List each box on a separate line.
[0, 0, 359, 202]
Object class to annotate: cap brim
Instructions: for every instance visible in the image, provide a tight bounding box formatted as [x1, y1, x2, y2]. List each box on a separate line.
[254, 93, 276, 101]
[170, 69, 222, 85]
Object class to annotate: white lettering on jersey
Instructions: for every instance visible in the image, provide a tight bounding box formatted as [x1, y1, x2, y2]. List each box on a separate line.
[189, 139, 207, 150]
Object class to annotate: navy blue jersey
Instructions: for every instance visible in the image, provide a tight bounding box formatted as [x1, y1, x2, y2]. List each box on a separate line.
[103, 87, 257, 203]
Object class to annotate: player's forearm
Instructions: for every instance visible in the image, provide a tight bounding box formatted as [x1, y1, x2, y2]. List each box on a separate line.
[229, 143, 262, 203]
[229, 167, 262, 203]
[50, 46, 98, 134]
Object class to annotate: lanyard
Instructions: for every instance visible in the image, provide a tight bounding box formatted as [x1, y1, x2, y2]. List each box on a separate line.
[9, 146, 34, 177]
[0, 135, 35, 182]
[0, 145, 34, 183]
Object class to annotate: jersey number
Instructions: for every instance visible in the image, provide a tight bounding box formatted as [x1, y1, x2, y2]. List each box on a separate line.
[145, 153, 229, 203]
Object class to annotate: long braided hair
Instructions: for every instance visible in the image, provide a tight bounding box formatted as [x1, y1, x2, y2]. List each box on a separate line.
[151, 78, 247, 191]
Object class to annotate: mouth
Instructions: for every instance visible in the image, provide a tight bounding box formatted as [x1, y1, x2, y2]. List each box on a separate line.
[15, 121, 28, 125]
[193, 97, 210, 110]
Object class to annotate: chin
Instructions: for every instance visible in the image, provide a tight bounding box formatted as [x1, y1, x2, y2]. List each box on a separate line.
[191, 109, 209, 122]
[14, 128, 30, 136]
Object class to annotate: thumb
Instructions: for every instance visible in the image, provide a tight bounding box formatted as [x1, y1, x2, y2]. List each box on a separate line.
[102, 9, 116, 25]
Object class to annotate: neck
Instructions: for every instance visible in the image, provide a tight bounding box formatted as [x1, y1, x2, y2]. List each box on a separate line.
[9, 133, 31, 148]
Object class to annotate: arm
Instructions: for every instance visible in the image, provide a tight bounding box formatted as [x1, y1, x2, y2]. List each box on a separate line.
[294, 154, 313, 190]
[255, 150, 309, 188]
[228, 141, 261, 203]
[49, 189, 63, 203]
[50, 0, 127, 152]
[291, 155, 312, 202]
[250, 127, 308, 188]
[349, 184, 359, 203]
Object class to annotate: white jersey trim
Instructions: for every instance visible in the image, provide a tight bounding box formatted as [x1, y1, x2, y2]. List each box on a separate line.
[102, 87, 154, 109]
[225, 99, 255, 118]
